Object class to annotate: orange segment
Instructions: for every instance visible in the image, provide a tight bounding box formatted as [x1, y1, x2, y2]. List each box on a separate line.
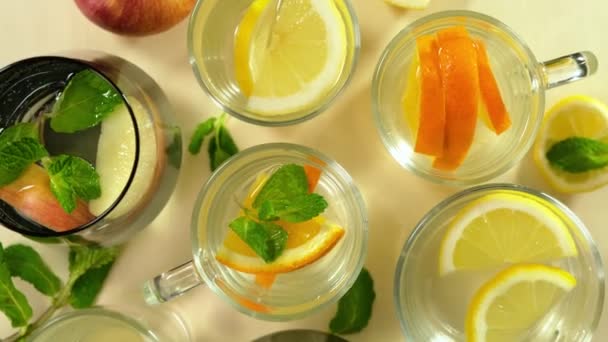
[433, 26, 480, 170]
[304, 164, 323, 193]
[255, 273, 277, 289]
[475, 39, 511, 135]
[414, 35, 446, 157]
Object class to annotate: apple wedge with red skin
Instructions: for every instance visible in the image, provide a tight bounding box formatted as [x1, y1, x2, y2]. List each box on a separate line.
[74, 0, 196, 36]
[0, 164, 95, 232]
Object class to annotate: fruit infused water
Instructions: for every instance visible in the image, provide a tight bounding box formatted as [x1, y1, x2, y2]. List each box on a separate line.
[188, 0, 359, 124]
[395, 185, 604, 341]
[0, 56, 180, 245]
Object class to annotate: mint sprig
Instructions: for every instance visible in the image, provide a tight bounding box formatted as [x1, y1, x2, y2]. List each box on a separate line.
[0, 242, 119, 340]
[43, 155, 101, 213]
[0, 137, 48, 186]
[50, 69, 122, 133]
[229, 217, 288, 263]
[229, 164, 328, 263]
[329, 268, 376, 335]
[547, 136, 608, 173]
[188, 113, 239, 171]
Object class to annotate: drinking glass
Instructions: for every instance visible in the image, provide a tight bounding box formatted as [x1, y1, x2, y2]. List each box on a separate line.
[372, 10, 599, 185]
[188, 0, 360, 126]
[143, 143, 368, 320]
[25, 307, 190, 342]
[394, 184, 604, 341]
[0, 52, 182, 246]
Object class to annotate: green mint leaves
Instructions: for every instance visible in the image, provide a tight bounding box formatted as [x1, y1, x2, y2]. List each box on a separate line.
[50, 69, 122, 133]
[189, 113, 239, 171]
[0, 122, 39, 145]
[547, 136, 608, 173]
[0, 243, 33, 328]
[258, 194, 328, 223]
[0, 241, 119, 340]
[329, 268, 376, 335]
[229, 164, 327, 263]
[4, 245, 62, 297]
[229, 217, 288, 263]
[43, 155, 101, 213]
[0, 137, 48, 186]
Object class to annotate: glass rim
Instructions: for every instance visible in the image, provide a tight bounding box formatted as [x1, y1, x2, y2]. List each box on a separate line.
[371, 10, 546, 186]
[26, 307, 156, 340]
[186, 0, 362, 127]
[189, 142, 369, 320]
[393, 183, 605, 338]
[0, 55, 141, 238]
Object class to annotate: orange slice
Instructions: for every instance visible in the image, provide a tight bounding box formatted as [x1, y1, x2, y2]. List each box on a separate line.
[217, 219, 344, 274]
[475, 39, 511, 135]
[433, 26, 480, 170]
[414, 35, 446, 157]
[217, 165, 343, 274]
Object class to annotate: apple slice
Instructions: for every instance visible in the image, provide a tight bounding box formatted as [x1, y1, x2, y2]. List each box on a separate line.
[0, 164, 94, 232]
[88, 97, 158, 219]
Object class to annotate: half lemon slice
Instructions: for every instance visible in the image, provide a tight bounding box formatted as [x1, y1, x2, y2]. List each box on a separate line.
[466, 264, 576, 342]
[234, 0, 347, 115]
[533, 95, 608, 193]
[439, 192, 577, 275]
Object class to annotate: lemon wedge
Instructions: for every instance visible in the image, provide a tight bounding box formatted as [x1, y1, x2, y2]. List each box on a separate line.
[534, 95, 608, 193]
[439, 192, 577, 275]
[466, 264, 576, 342]
[234, 0, 347, 115]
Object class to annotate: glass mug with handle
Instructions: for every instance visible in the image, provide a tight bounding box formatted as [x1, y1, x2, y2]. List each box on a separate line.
[372, 10, 598, 185]
[143, 143, 368, 320]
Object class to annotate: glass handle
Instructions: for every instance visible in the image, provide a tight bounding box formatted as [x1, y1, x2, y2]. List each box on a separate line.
[143, 261, 203, 304]
[541, 51, 598, 89]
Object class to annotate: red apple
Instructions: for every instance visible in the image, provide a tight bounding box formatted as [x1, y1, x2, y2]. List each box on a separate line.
[0, 165, 95, 232]
[74, 0, 197, 36]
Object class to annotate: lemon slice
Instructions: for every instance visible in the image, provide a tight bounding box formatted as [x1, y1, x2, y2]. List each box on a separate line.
[466, 264, 576, 342]
[234, 0, 347, 115]
[534, 95, 608, 193]
[216, 220, 345, 274]
[384, 0, 430, 9]
[439, 192, 577, 275]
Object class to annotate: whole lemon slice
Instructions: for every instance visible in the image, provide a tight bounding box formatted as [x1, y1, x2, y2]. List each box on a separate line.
[533, 95, 608, 193]
[234, 0, 347, 115]
[438, 192, 577, 275]
[466, 264, 576, 342]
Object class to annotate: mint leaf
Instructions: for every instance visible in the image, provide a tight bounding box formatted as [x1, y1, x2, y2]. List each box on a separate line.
[50, 69, 122, 133]
[166, 128, 182, 169]
[68, 245, 119, 281]
[228, 217, 287, 263]
[44, 155, 101, 213]
[70, 261, 113, 309]
[208, 125, 239, 171]
[0, 243, 32, 328]
[4, 245, 62, 297]
[258, 194, 328, 222]
[189, 117, 216, 155]
[329, 268, 375, 335]
[0, 138, 48, 186]
[0, 122, 39, 146]
[547, 136, 608, 173]
[253, 164, 308, 208]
